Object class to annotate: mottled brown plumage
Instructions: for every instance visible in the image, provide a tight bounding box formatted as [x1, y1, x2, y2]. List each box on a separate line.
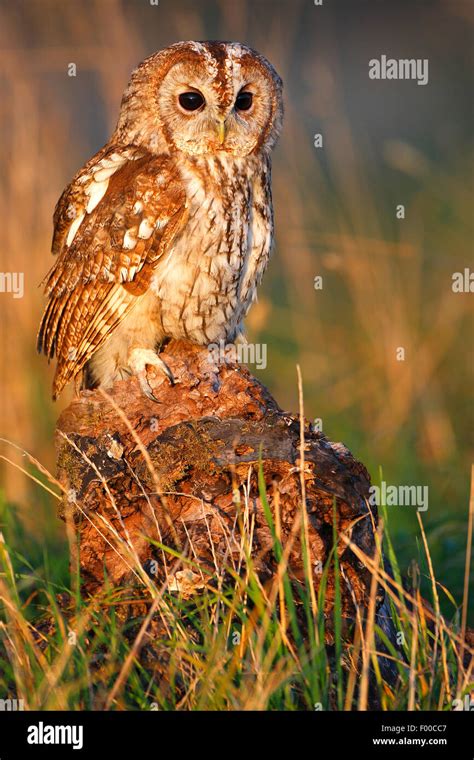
[38, 41, 283, 399]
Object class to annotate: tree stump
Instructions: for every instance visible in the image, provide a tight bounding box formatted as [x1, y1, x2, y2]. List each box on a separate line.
[55, 339, 396, 675]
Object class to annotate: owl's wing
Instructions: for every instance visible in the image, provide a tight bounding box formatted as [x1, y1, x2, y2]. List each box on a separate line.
[38, 147, 187, 398]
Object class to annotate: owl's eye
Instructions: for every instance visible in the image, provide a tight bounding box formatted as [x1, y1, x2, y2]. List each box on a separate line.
[178, 91, 205, 111]
[235, 91, 253, 111]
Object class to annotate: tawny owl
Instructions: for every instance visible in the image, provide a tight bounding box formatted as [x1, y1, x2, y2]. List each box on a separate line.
[38, 41, 283, 400]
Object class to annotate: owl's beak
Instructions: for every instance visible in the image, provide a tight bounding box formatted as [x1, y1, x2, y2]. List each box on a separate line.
[216, 117, 226, 145]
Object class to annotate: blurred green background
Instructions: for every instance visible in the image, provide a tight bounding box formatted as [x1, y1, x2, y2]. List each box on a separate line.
[0, 0, 472, 618]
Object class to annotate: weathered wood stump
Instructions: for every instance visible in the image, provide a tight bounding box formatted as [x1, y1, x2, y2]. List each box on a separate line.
[55, 339, 389, 649]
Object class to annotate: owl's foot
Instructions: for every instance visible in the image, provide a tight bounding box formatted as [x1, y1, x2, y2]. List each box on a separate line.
[128, 347, 175, 402]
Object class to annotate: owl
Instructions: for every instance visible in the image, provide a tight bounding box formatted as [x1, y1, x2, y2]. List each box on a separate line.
[38, 41, 283, 400]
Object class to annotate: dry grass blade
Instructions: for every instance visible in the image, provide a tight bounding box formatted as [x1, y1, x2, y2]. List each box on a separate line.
[457, 464, 474, 696]
[358, 520, 384, 710]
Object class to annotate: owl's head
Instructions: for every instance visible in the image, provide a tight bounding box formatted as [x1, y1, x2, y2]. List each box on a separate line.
[115, 41, 283, 158]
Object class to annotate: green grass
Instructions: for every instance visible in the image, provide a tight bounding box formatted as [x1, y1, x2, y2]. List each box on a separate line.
[0, 460, 472, 712]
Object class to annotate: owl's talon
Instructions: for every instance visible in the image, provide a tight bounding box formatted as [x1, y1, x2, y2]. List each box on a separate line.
[159, 360, 176, 386]
[137, 372, 161, 403]
[128, 347, 175, 402]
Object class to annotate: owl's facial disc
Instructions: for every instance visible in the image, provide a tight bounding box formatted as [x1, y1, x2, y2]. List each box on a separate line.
[156, 50, 282, 158]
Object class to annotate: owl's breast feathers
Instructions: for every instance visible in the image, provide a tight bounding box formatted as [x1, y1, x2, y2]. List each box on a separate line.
[151, 152, 273, 343]
[37, 147, 188, 398]
[38, 148, 273, 398]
